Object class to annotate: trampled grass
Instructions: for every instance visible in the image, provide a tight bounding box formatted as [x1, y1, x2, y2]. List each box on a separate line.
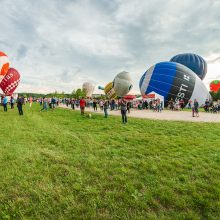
[0, 104, 220, 219]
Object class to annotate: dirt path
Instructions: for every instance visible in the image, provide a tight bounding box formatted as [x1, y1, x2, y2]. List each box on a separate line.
[60, 105, 220, 123]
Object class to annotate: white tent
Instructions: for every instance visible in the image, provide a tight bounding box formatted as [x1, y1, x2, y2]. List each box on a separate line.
[143, 91, 164, 109]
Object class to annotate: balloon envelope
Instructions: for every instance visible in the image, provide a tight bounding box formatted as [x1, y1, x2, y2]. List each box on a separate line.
[82, 82, 95, 97]
[139, 62, 211, 107]
[210, 80, 220, 93]
[104, 82, 117, 99]
[170, 53, 207, 80]
[113, 71, 133, 97]
[0, 68, 20, 95]
[0, 51, 10, 82]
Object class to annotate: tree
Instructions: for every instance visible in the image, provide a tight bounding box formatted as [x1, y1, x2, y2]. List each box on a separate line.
[74, 88, 86, 99]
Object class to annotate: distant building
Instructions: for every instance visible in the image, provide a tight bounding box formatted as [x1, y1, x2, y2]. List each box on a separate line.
[91, 94, 103, 98]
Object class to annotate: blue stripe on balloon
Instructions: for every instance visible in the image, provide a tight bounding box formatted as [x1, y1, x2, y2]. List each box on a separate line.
[146, 62, 177, 99]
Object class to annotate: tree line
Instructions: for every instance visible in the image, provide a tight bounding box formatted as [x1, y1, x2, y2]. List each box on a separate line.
[18, 89, 106, 99]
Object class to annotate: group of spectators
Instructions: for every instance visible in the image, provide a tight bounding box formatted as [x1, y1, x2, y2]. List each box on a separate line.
[33, 97, 130, 124]
[1, 95, 25, 115]
[203, 99, 220, 113]
[76, 97, 129, 123]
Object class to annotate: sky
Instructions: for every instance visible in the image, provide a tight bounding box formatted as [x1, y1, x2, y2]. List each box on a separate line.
[0, 0, 220, 94]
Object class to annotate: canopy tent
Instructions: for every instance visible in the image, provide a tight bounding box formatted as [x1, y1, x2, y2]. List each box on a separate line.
[143, 91, 164, 108]
[123, 95, 136, 100]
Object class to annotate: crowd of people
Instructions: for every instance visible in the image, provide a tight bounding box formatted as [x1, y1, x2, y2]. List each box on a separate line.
[1, 95, 220, 121]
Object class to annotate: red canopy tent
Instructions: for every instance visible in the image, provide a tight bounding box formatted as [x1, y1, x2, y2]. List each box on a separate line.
[123, 95, 136, 100]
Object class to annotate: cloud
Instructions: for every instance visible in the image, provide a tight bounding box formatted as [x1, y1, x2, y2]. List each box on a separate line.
[0, 0, 220, 93]
[207, 56, 220, 64]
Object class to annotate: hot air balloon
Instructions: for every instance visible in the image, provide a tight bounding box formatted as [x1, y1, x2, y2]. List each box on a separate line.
[0, 51, 10, 82]
[210, 80, 220, 93]
[170, 53, 207, 80]
[82, 82, 95, 97]
[139, 62, 211, 107]
[98, 82, 117, 99]
[104, 82, 117, 99]
[113, 71, 133, 97]
[0, 68, 20, 95]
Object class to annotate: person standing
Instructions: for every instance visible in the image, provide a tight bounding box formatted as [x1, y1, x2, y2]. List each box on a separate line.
[193, 99, 199, 117]
[10, 96, 15, 109]
[93, 99, 97, 111]
[99, 100, 103, 111]
[179, 99, 184, 110]
[29, 96, 33, 107]
[127, 101, 131, 113]
[79, 97, 86, 115]
[51, 97, 56, 109]
[103, 99, 108, 118]
[71, 98, 75, 110]
[3, 96, 8, 112]
[40, 97, 48, 111]
[17, 96, 24, 115]
[121, 98, 127, 124]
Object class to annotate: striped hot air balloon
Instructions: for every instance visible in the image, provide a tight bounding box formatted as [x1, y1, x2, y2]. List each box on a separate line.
[170, 53, 207, 80]
[0, 68, 20, 96]
[139, 62, 211, 107]
[0, 51, 10, 82]
[104, 82, 117, 99]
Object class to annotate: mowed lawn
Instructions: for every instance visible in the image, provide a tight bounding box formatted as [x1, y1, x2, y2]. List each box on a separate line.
[0, 104, 220, 219]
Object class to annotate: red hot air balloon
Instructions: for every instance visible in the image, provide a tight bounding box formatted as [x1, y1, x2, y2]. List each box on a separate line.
[0, 51, 10, 81]
[0, 68, 20, 95]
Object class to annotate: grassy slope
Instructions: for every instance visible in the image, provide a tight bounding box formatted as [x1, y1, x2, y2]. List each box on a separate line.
[0, 104, 220, 219]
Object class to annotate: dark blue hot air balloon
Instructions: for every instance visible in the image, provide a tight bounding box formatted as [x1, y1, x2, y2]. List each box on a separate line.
[139, 62, 210, 107]
[170, 53, 207, 80]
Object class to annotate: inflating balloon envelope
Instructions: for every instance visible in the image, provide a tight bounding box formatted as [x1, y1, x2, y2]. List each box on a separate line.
[170, 53, 207, 80]
[139, 62, 211, 107]
[113, 71, 133, 97]
[82, 82, 95, 97]
[98, 82, 117, 99]
[0, 51, 10, 83]
[0, 68, 20, 96]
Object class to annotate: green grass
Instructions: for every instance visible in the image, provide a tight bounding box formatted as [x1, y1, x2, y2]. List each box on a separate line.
[0, 104, 220, 219]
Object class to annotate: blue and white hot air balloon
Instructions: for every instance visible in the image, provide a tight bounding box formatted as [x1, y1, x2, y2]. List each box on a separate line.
[170, 53, 207, 80]
[139, 62, 211, 107]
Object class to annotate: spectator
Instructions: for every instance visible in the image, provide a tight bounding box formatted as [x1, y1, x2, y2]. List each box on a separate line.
[40, 97, 48, 111]
[17, 95, 24, 115]
[29, 96, 33, 107]
[10, 96, 15, 109]
[3, 96, 8, 112]
[79, 97, 86, 115]
[103, 99, 108, 118]
[93, 99, 97, 111]
[121, 98, 127, 124]
[192, 99, 199, 117]
[99, 100, 104, 111]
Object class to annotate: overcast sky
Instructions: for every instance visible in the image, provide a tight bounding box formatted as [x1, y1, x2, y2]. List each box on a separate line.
[1, 0, 220, 94]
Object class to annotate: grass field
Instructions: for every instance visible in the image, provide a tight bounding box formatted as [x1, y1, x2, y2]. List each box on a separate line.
[0, 104, 220, 219]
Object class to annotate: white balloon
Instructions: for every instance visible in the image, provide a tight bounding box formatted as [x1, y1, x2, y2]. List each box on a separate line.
[113, 71, 133, 97]
[82, 82, 95, 97]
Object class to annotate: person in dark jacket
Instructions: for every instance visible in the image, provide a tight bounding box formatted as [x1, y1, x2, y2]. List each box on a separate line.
[121, 98, 127, 124]
[17, 96, 24, 115]
[103, 99, 108, 118]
